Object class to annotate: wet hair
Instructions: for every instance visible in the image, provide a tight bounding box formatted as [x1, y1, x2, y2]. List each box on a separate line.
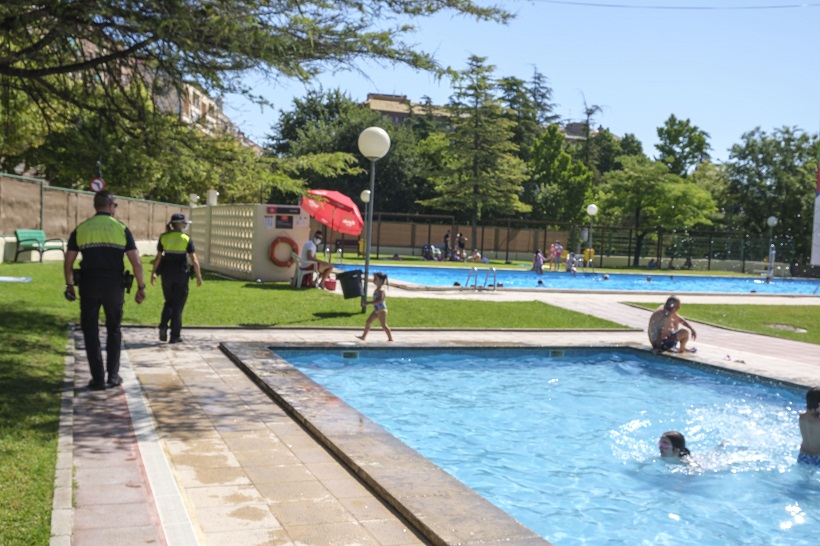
[807, 387, 820, 411]
[665, 296, 681, 309]
[661, 431, 691, 457]
[374, 272, 388, 285]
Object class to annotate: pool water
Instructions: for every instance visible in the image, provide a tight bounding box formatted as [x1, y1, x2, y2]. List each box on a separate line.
[276, 348, 820, 545]
[334, 264, 820, 294]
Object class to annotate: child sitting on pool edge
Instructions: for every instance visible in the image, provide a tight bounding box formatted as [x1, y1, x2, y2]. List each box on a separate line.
[356, 272, 393, 342]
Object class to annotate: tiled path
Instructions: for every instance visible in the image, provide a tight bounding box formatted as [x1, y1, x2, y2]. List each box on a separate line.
[52, 289, 820, 546]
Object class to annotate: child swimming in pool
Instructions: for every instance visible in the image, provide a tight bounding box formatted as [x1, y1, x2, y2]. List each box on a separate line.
[356, 272, 393, 342]
[798, 387, 820, 467]
[658, 431, 691, 461]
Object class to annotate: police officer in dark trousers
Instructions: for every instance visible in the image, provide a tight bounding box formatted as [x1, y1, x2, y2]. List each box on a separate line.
[150, 213, 202, 343]
[64, 191, 146, 390]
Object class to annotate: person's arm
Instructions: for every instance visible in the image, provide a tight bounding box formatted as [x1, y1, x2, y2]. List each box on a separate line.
[190, 252, 203, 286]
[679, 315, 697, 340]
[64, 250, 78, 301]
[150, 254, 162, 286]
[126, 249, 146, 303]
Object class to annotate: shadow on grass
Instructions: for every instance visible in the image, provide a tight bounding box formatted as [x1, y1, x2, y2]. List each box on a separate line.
[0, 302, 67, 440]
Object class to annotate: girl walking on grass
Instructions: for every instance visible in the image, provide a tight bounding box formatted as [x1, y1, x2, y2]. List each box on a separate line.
[356, 272, 393, 341]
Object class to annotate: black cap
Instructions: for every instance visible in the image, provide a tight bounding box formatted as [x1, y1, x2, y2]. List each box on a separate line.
[170, 213, 189, 224]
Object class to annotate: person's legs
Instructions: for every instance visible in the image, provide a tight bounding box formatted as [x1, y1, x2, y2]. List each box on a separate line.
[79, 282, 105, 387]
[317, 261, 332, 288]
[100, 281, 124, 383]
[676, 329, 692, 352]
[160, 275, 174, 340]
[356, 313, 377, 340]
[376, 310, 393, 341]
[167, 277, 189, 341]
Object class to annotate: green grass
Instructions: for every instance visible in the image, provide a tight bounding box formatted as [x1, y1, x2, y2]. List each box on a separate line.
[631, 301, 820, 345]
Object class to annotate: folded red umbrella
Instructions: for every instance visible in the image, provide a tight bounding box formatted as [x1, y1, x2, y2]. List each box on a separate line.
[300, 189, 364, 237]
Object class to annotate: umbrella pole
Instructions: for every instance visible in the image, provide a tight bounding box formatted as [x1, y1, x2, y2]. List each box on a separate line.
[362, 159, 376, 313]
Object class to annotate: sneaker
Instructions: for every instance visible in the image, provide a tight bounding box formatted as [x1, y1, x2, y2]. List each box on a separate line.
[106, 374, 123, 388]
[159, 327, 168, 342]
[169, 337, 183, 344]
[87, 379, 106, 391]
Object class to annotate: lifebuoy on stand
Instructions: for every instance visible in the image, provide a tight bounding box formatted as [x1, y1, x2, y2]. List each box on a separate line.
[269, 237, 298, 268]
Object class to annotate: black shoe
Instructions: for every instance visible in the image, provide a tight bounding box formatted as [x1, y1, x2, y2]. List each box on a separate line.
[169, 337, 183, 344]
[106, 374, 123, 388]
[159, 327, 168, 342]
[87, 379, 106, 391]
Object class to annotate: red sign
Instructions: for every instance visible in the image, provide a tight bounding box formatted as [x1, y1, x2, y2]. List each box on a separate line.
[90, 178, 105, 192]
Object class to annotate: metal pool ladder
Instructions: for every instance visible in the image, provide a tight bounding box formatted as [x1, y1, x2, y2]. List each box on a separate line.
[463, 267, 497, 291]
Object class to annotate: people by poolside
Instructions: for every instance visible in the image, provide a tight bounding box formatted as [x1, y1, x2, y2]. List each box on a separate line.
[552, 241, 563, 270]
[467, 249, 484, 263]
[302, 230, 333, 289]
[658, 431, 691, 461]
[647, 259, 656, 269]
[683, 256, 693, 270]
[443, 230, 450, 260]
[532, 249, 544, 274]
[798, 387, 820, 467]
[456, 232, 468, 260]
[546, 243, 556, 271]
[356, 272, 393, 342]
[647, 295, 697, 354]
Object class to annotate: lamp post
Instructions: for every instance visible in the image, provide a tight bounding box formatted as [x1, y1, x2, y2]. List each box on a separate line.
[357, 127, 391, 312]
[586, 203, 598, 267]
[766, 216, 778, 280]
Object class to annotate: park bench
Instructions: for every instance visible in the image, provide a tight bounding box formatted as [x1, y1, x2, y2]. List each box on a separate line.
[14, 229, 66, 262]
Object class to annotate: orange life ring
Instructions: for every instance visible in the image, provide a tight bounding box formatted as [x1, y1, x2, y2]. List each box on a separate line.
[269, 237, 297, 268]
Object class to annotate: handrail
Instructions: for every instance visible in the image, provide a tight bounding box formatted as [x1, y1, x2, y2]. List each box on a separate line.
[483, 267, 497, 290]
[463, 267, 478, 290]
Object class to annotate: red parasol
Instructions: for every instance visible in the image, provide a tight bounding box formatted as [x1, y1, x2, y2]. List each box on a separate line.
[300, 189, 364, 237]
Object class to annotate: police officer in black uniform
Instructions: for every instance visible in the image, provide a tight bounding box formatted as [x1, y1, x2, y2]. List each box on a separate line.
[150, 213, 202, 343]
[64, 191, 146, 390]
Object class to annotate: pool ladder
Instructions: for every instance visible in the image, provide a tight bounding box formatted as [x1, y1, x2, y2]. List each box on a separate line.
[464, 267, 497, 291]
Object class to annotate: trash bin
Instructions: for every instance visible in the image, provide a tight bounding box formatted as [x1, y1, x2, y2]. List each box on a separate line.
[336, 269, 364, 299]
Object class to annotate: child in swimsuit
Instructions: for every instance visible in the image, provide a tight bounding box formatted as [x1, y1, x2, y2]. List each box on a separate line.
[356, 272, 393, 341]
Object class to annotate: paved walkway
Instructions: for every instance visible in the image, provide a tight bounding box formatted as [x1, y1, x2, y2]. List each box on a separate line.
[51, 290, 820, 546]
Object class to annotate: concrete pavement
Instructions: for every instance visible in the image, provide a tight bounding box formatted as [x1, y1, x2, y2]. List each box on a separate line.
[52, 289, 820, 545]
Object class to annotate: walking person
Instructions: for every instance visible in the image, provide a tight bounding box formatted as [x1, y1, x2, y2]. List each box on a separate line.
[443, 230, 451, 260]
[150, 213, 202, 343]
[356, 272, 393, 341]
[64, 191, 146, 390]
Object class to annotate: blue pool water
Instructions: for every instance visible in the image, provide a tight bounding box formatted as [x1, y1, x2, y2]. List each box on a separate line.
[276, 348, 820, 545]
[335, 264, 820, 294]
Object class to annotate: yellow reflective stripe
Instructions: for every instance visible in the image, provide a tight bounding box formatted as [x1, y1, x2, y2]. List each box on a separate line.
[160, 231, 190, 253]
[76, 215, 127, 248]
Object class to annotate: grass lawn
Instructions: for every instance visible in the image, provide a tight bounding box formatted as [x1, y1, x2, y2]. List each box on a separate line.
[630, 302, 820, 345]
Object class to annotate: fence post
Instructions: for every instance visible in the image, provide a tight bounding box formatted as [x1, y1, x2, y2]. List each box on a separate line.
[707, 237, 712, 271]
[505, 220, 511, 264]
[375, 213, 382, 259]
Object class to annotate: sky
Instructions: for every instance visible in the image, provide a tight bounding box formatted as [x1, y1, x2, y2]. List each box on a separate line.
[222, 0, 820, 163]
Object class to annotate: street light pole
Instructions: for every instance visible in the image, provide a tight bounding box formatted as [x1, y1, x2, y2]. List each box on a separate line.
[766, 215, 778, 281]
[586, 203, 598, 268]
[357, 127, 391, 312]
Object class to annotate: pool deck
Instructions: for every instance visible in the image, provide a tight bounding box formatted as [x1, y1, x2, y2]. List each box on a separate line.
[54, 290, 820, 546]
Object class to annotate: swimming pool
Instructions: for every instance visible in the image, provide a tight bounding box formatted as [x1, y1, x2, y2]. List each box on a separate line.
[276, 347, 819, 546]
[334, 264, 820, 294]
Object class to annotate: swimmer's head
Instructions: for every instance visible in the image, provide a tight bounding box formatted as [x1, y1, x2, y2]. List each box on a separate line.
[659, 431, 690, 458]
[807, 387, 820, 411]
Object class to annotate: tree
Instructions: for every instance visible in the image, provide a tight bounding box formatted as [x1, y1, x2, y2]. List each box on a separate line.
[268, 88, 355, 156]
[602, 155, 715, 266]
[528, 125, 593, 222]
[655, 114, 711, 177]
[580, 97, 603, 171]
[529, 67, 559, 127]
[418, 55, 530, 241]
[1, 0, 509, 137]
[724, 126, 817, 261]
[498, 76, 540, 163]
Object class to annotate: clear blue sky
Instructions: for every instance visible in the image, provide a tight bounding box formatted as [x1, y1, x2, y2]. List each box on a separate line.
[224, 0, 820, 162]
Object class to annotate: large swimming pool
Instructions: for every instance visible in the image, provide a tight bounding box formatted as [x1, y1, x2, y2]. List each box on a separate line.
[276, 347, 819, 545]
[335, 264, 820, 294]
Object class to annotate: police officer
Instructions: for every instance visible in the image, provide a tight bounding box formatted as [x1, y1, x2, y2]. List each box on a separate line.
[64, 191, 146, 390]
[150, 213, 202, 343]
